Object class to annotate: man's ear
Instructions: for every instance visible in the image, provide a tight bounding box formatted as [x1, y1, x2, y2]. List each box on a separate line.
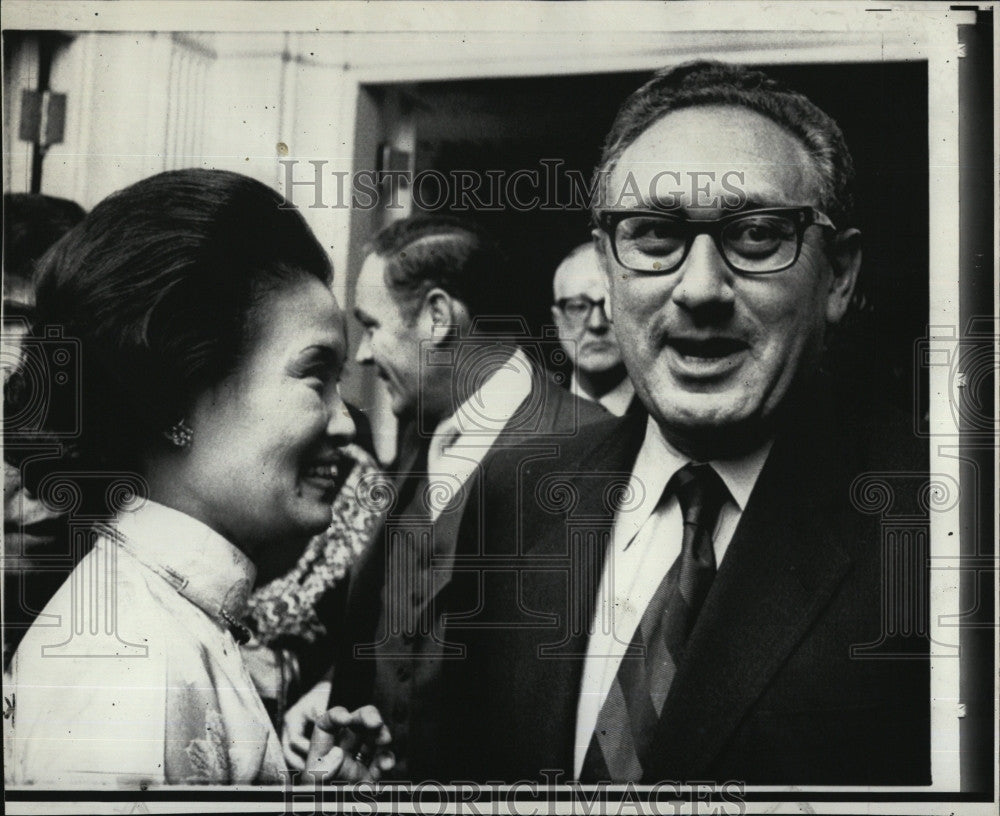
[825, 228, 862, 324]
[421, 288, 467, 346]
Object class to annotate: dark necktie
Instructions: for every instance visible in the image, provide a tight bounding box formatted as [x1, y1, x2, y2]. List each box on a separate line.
[580, 462, 730, 781]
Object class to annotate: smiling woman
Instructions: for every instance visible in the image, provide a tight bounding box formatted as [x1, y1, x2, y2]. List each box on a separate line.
[4, 169, 356, 786]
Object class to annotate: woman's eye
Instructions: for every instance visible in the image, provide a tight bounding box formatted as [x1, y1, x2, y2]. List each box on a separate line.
[301, 369, 333, 392]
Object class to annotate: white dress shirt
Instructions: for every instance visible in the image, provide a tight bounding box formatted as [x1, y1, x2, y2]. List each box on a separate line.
[424, 347, 534, 521]
[572, 415, 773, 777]
[570, 372, 636, 417]
[4, 500, 284, 786]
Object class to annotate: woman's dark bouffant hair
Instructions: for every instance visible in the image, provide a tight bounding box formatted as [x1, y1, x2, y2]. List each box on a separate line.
[30, 168, 332, 476]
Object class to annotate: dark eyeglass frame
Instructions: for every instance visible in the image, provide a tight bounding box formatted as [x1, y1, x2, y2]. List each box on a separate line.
[555, 295, 608, 323]
[596, 206, 837, 276]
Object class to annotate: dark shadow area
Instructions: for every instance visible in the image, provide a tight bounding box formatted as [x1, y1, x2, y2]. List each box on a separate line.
[405, 62, 929, 414]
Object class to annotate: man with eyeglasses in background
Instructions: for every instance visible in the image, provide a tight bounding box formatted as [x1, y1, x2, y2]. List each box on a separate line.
[551, 243, 641, 417]
[441, 61, 929, 786]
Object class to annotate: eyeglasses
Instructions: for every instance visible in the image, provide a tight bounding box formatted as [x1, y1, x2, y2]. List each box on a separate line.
[597, 206, 837, 275]
[555, 295, 608, 323]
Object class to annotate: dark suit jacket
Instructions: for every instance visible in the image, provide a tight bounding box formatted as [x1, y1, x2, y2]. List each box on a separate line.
[440, 380, 931, 785]
[329, 364, 607, 778]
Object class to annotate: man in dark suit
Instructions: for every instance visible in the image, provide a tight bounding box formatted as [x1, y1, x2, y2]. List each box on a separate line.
[284, 216, 605, 779]
[440, 61, 930, 786]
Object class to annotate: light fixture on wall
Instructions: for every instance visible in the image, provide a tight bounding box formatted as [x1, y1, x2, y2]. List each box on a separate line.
[19, 90, 66, 150]
[17, 33, 69, 194]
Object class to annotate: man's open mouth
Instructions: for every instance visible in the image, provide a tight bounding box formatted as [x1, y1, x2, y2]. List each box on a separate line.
[667, 337, 749, 359]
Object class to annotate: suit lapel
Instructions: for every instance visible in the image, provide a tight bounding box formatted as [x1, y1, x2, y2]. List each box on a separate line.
[625, 393, 647, 419]
[503, 364, 568, 437]
[421, 370, 607, 614]
[511, 414, 647, 769]
[342, 439, 428, 663]
[527, 412, 646, 559]
[645, 404, 854, 778]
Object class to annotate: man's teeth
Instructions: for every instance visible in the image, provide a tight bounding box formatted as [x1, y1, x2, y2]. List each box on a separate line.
[305, 464, 339, 479]
[671, 339, 744, 358]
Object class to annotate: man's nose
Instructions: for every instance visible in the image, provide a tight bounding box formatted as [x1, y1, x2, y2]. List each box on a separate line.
[355, 334, 373, 365]
[585, 301, 611, 332]
[669, 235, 735, 313]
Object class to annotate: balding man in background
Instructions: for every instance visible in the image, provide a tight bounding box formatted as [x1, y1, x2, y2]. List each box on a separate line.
[551, 243, 639, 417]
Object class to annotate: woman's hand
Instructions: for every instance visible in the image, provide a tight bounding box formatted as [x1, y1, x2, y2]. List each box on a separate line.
[305, 705, 395, 782]
[282, 678, 331, 770]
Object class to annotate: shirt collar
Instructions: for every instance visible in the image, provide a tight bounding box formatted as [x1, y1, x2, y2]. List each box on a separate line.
[110, 499, 256, 623]
[617, 414, 773, 548]
[571, 372, 636, 418]
[432, 346, 535, 444]
[711, 438, 774, 511]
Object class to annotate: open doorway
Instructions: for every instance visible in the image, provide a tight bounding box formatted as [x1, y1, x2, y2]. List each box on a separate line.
[404, 71, 649, 334]
[346, 70, 648, 462]
[350, 61, 928, 462]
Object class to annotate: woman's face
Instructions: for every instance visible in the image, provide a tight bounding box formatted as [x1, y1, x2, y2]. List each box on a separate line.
[175, 275, 356, 554]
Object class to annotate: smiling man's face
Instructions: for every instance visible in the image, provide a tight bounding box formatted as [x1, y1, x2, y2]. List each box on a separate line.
[353, 253, 425, 420]
[599, 104, 858, 456]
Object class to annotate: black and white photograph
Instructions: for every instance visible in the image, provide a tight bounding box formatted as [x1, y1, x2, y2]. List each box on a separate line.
[1, 2, 995, 815]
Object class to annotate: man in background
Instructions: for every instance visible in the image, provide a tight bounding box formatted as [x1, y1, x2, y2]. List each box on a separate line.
[283, 215, 605, 779]
[3, 193, 86, 666]
[551, 243, 638, 417]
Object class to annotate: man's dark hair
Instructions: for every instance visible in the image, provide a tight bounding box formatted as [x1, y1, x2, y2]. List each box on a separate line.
[365, 215, 506, 323]
[594, 60, 856, 228]
[3, 193, 86, 298]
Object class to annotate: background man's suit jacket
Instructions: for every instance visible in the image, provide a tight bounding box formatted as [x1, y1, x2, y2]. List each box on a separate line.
[328, 364, 607, 778]
[440, 379, 931, 785]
